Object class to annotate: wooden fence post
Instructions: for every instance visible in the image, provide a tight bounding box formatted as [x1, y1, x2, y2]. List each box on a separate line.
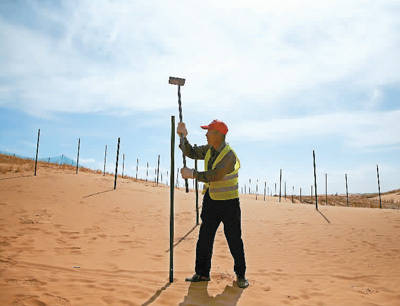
[376, 165, 382, 209]
[256, 179, 258, 200]
[34, 128, 40, 176]
[345, 173, 349, 207]
[76, 138, 80, 174]
[292, 186, 294, 203]
[114, 137, 120, 190]
[103, 145, 107, 176]
[313, 150, 318, 210]
[279, 169, 282, 202]
[156, 154, 160, 186]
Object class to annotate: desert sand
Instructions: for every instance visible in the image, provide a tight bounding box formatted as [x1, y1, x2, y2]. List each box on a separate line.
[1, 160, 400, 306]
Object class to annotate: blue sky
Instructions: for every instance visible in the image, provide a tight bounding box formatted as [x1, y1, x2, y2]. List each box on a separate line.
[1, 0, 399, 194]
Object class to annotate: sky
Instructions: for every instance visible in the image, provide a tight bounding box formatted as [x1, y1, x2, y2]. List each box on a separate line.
[1, 0, 399, 195]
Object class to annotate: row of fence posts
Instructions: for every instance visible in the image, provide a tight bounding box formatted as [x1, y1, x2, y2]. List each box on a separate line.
[239, 150, 384, 209]
[32, 128, 193, 191]
[29, 128, 386, 209]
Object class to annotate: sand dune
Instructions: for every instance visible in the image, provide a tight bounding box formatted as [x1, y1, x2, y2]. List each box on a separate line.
[1, 161, 400, 305]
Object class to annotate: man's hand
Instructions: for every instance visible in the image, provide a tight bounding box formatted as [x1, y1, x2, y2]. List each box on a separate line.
[177, 122, 188, 137]
[181, 167, 195, 179]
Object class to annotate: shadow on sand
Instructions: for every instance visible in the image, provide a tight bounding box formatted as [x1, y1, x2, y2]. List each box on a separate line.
[317, 209, 331, 223]
[141, 282, 171, 306]
[82, 189, 114, 198]
[179, 281, 243, 306]
[165, 224, 199, 253]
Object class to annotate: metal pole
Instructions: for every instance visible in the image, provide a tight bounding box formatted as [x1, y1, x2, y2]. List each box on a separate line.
[169, 116, 175, 283]
[194, 145, 199, 226]
[157, 154, 160, 186]
[34, 129, 40, 176]
[114, 137, 120, 190]
[256, 179, 258, 200]
[377, 165, 382, 209]
[103, 145, 107, 176]
[345, 173, 349, 207]
[177, 85, 189, 193]
[313, 150, 318, 210]
[76, 138, 80, 174]
[279, 169, 282, 202]
[146, 162, 149, 182]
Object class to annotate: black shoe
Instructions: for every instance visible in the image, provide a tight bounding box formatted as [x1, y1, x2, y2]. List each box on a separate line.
[185, 274, 210, 282]
[237, 277, 249, 288]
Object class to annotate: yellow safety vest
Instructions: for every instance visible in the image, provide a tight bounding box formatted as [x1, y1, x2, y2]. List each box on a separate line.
[202, 144, 240, 200]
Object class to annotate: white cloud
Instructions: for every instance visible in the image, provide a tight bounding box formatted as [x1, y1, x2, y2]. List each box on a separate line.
[0, 0, 399, 118]
[230, 110, 400, 148]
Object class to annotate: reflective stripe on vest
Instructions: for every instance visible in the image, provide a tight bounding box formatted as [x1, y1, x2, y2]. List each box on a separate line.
[202, 144, 240, 200]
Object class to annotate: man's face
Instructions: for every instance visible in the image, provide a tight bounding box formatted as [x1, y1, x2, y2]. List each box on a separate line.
[206, 129, 222, 147]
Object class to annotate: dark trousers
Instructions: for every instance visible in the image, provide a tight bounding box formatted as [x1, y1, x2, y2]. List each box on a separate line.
[195, 189, 246, 278]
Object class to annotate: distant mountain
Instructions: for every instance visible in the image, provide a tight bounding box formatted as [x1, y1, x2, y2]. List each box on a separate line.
[39, 155, 76, 165]
[0, 151, 76, 165]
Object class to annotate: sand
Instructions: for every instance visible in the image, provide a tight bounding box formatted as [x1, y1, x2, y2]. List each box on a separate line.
[1, 165, 400, 306]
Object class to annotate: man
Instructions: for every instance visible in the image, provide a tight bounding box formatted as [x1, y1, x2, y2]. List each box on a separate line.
[177, 119, 249, 289]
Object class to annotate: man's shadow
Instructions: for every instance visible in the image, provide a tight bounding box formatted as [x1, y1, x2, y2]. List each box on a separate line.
[179, 281, 243, 306]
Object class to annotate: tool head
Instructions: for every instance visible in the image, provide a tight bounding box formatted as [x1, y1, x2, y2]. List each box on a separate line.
[169, 76, 185, 86]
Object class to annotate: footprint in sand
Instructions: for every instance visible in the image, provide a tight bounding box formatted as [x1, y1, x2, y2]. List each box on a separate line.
[42, 293, 71, 306]
[352, 286, 378, 295]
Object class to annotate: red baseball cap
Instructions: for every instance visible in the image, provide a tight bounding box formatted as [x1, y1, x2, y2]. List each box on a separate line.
[200, 119, 228, 135]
